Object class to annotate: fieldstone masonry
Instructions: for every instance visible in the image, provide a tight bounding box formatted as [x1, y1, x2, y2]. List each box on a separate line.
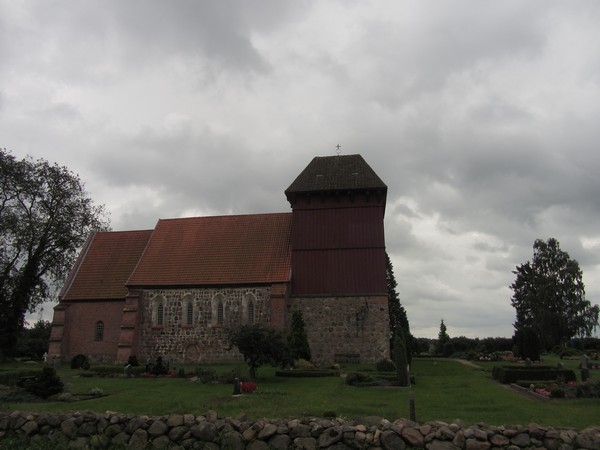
[288, 296, 389, 363]
[139, 287, 271, 364]
[1, 411, 599, 449]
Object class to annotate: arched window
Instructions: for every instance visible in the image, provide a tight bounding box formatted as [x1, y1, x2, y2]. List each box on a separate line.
[95, 321, 104, 341]
[247, 301, 254, 324]
[186, 302, 193, 325]
[152, 296, 166, 326]
[157, 303, 164, 325]
[243, 293, 256, 324]
[212, 294, 225, 326]
[217, 301, 224, 325]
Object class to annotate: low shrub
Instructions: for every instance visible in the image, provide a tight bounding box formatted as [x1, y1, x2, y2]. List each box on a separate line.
[345, 372, 373, 386]
[70, 354, 90, 370]
[127, 355, 140, 367]
[17, 367, 64, 399]
[217, 369, 239, 385]
[0, 369, 41, 387]
[90, 365, 123, 377]
[275, 369, 340, 378]
[551, 388, 565, 398]
[376, 358, 396, 372]
[0, 387, 43, 403]
[195, 367, 217, 384]
[295, 359, 315, 369]
[150, 356, 169, 375]
[88, 387, 104, 397]
[493, 365, 576, 384]
[576, 380, 600, 398]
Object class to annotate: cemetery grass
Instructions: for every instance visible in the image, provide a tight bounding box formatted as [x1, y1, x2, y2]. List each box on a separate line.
[1, 358, 599, 429]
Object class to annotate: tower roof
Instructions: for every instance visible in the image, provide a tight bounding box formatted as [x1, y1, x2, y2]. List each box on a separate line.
[285, 154, 387, 196]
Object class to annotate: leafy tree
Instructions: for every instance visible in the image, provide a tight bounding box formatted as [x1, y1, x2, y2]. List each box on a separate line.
[510, 238, 599, 351]
[436, 319, 450, 355]
[14, 320, 52, 359]
[0, 150, 109, 359]
[229, 324, 290, 379]
[287, 310, 311, 361]
[386, 253, 413, 362]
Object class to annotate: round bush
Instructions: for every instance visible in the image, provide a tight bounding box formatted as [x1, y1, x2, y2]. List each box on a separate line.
[376, 358, 396, 372]
[70, 354, 90, 370]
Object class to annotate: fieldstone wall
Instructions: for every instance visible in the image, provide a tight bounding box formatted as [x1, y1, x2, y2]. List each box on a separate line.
[1, 410, 599, 450]
[139, 287, 271, 364]
[287, 295, 390, 364]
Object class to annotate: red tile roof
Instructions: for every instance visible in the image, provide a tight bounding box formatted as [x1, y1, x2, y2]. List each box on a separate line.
[126, 213, 292, 287]
[60, 230, 153, 301]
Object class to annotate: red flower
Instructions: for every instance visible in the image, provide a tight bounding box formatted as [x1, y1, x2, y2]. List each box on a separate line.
[240, 381, 257, 393]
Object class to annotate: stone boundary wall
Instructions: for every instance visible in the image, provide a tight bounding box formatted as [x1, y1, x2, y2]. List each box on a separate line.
[1, 410, 599, 450]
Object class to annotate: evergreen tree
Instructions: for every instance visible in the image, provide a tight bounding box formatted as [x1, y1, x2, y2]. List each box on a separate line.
[436, 319, 451, 355]
[393, 330, 409, 386]
[287, 310, 311, 361]
[386, 253, 413, 361]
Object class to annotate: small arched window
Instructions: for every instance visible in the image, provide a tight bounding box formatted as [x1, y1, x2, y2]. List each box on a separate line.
[152, 296, 166, 326]
[217, 301, 224, 325]
[95, 321, 104, 341]
[157, 303, 164, 326]
[247, 302, 254, 324]
[186, 302, 193, 325]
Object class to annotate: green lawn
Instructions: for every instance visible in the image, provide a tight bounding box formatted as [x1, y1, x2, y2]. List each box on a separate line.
[2, 357, 599, 429]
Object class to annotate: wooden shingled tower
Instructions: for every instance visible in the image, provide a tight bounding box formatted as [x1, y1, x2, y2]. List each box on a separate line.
[285, 154, 390, 362]
[285, 154, 388, 296]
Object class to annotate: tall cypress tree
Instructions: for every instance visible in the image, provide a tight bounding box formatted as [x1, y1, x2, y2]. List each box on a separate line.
[287, 310, 311, 361]
[386, 253, 413, 361]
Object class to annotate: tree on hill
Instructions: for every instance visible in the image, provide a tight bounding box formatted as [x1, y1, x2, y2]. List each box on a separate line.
[0, 150, 109, 359]
[510, 238, 599, 352]
[386, 253, 414, 361]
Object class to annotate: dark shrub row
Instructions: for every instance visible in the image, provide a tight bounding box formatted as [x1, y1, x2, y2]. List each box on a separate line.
[492, 365, 576, 384]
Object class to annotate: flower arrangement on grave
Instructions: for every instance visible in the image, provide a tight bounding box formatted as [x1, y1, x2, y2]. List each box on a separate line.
[240, 381, 257, 393]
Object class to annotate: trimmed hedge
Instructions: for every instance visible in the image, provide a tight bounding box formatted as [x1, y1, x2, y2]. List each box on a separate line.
[0, 369, 43, 387]
[275, 369, 340, 378]
[492, 365, 576, 384]
[85, 365, 145, 377]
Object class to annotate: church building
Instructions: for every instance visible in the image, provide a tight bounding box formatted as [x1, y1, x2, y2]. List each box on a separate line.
[48, 154, 390, 365]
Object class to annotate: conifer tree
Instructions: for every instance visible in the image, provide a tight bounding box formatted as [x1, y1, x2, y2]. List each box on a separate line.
[287, 310, 311, 361]
[386, 253, 413, 361]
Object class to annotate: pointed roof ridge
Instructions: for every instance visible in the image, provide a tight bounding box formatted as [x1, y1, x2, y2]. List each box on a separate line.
[285, 154, 387, 195]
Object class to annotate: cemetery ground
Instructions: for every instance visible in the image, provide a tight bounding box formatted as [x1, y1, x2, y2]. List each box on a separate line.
[0, 355, 598, 430]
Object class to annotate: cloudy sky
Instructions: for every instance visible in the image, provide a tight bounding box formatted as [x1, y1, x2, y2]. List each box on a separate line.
[2, 1, 600, 339]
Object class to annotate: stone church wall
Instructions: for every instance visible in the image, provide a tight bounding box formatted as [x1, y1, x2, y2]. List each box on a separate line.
[138, 287, 271, 364]
[287, 296, 390, 364]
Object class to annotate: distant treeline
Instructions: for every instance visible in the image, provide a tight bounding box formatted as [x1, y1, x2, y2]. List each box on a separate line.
[414, 336, 600, 357]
